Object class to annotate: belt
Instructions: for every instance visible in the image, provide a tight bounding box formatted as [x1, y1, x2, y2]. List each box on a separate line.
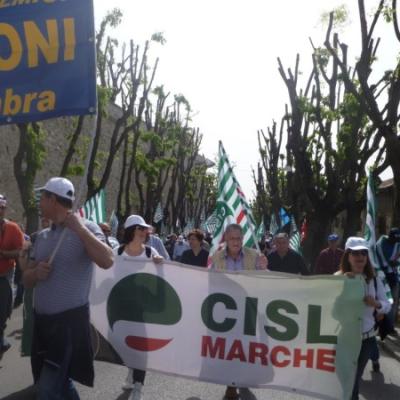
[362, 329, 376, 340]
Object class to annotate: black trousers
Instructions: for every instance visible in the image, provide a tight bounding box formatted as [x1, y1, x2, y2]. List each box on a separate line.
[0, 276, 12, 344]
[133, 369, 146, 384]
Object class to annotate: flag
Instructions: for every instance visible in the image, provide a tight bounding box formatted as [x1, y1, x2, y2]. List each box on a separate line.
[153, 202, 164, 224]
[79, 189, 106, 224]
[289, 216, 302, 254]
[279, 207, 291, 227]
[364, 173, 392, 302]
[109, 210, 119, 238]
[209, 142, 258, 254]
[256, 222, 265, 242]
[269, 214, 279, 235]
[202, 212, 219, 234]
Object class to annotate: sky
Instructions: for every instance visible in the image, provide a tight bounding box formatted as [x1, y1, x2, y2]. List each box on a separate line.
[93, 0, 396, 199]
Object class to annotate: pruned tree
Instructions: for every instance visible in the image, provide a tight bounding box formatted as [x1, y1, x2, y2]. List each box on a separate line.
[256, 17, 387, 265]
[324, 0, 400, 226]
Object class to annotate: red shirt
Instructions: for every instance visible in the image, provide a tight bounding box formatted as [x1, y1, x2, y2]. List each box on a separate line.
[0, 220, 24, 275]
[315, 247, 344, 275]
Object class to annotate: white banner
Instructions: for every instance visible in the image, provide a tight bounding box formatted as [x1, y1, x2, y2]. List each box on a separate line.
[90, 259, 364, 400]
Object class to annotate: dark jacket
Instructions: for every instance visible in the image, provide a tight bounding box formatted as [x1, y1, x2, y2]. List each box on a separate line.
[32, 304, 94, 387]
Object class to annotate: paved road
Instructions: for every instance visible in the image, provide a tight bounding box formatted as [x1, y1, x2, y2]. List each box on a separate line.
[1, 308, 400, 400]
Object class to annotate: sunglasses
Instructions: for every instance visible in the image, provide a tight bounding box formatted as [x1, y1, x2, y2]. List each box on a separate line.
[349, 250, 368, 256]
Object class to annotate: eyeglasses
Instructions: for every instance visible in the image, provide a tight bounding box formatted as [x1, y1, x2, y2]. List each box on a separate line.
[350, 250, 368, 256]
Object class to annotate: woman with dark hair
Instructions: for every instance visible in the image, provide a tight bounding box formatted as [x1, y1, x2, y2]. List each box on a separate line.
[180, 229, 209, 267]
[336, 237, 390, 400]
[115, 215, 163, 400]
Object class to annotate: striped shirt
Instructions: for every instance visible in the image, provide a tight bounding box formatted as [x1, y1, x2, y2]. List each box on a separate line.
[31, 221, 105, 315]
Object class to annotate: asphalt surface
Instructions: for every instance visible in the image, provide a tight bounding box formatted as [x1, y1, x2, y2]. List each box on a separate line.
[1, 308, 400, 400]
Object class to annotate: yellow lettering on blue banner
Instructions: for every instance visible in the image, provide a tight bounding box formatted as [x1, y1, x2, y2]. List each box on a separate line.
[0, 18, 76, 71]
[0, 23, 22, 71]
[0, 88, 56, 116]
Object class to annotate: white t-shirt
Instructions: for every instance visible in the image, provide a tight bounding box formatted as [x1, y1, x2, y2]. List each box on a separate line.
[113, 245, 160, 260]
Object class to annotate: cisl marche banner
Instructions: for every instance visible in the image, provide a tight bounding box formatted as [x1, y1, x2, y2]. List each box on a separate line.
[0, 0, 96, 124]
[90, 260, 364, 400]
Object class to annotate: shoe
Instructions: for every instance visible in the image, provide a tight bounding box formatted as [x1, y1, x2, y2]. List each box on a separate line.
[224, 386, 239, 399]
[122, 368, 134, 390]
[372, 361, 380, 373]
[129, 382, 144, 400]
[388, 329, 399, 337]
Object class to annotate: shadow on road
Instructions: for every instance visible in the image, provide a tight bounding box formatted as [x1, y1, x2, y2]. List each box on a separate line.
[360, 371, 400, 399]
[115, 391, 132, 400]
[0, 386, 36, 400]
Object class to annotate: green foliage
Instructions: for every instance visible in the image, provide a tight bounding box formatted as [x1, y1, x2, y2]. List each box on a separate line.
[151, 32, 167, 45]
[103, 8, 123, 28]
[97, 85, 113, 116]
[321, 4, 349, 29]
[382, 2, 394, 23]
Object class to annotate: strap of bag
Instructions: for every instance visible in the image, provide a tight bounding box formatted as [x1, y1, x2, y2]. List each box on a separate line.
[145, 245, 152, 259]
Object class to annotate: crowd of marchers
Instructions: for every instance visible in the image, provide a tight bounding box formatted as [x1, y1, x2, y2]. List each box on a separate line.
[0, 176, 399, 400]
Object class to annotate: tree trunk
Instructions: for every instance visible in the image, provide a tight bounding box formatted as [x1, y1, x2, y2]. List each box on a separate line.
[303, 211, 332, 273]
[341, 202, 363, 246]
[13, 124, 43, 234]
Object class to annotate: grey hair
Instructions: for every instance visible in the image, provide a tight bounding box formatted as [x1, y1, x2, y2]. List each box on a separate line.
[225, 223, 243, 236]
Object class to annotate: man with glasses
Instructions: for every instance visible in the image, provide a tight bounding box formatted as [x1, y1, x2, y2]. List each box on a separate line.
[211, 223, 268, 399]
[0, 194, 24, 360]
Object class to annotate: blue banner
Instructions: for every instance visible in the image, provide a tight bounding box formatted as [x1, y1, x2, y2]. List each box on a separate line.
[0, 0, 97, 125]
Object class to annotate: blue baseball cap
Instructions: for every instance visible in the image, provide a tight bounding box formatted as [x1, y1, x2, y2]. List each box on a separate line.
[328, 234, 339, 242]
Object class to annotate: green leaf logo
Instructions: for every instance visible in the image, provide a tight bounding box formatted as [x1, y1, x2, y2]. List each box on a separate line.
[107, 273, 182, 352]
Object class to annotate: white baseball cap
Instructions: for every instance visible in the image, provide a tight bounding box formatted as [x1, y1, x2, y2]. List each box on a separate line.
[345, 237, 369, 251]
[39, 177, 75, 201]
[124, 215, 151, 229]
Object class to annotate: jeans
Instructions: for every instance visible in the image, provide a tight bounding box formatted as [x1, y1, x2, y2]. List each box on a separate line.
[352, 337, 376, 400]
[36, 339, 80, 400]
[369, 337, 380, 362]
[0, 277, 12, 346]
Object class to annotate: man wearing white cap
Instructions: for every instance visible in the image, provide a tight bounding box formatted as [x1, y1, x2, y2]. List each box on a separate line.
[22, 177, 114, 399]
[0, 194, 24, 360]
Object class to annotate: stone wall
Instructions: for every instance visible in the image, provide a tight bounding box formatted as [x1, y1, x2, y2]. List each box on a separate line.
[0, 104, 124, 225]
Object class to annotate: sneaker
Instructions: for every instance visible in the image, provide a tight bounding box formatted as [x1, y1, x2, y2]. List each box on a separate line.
[372, 361, 380, 373]
[122, 369, 134, 390]
[129, 382, 144, 400]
